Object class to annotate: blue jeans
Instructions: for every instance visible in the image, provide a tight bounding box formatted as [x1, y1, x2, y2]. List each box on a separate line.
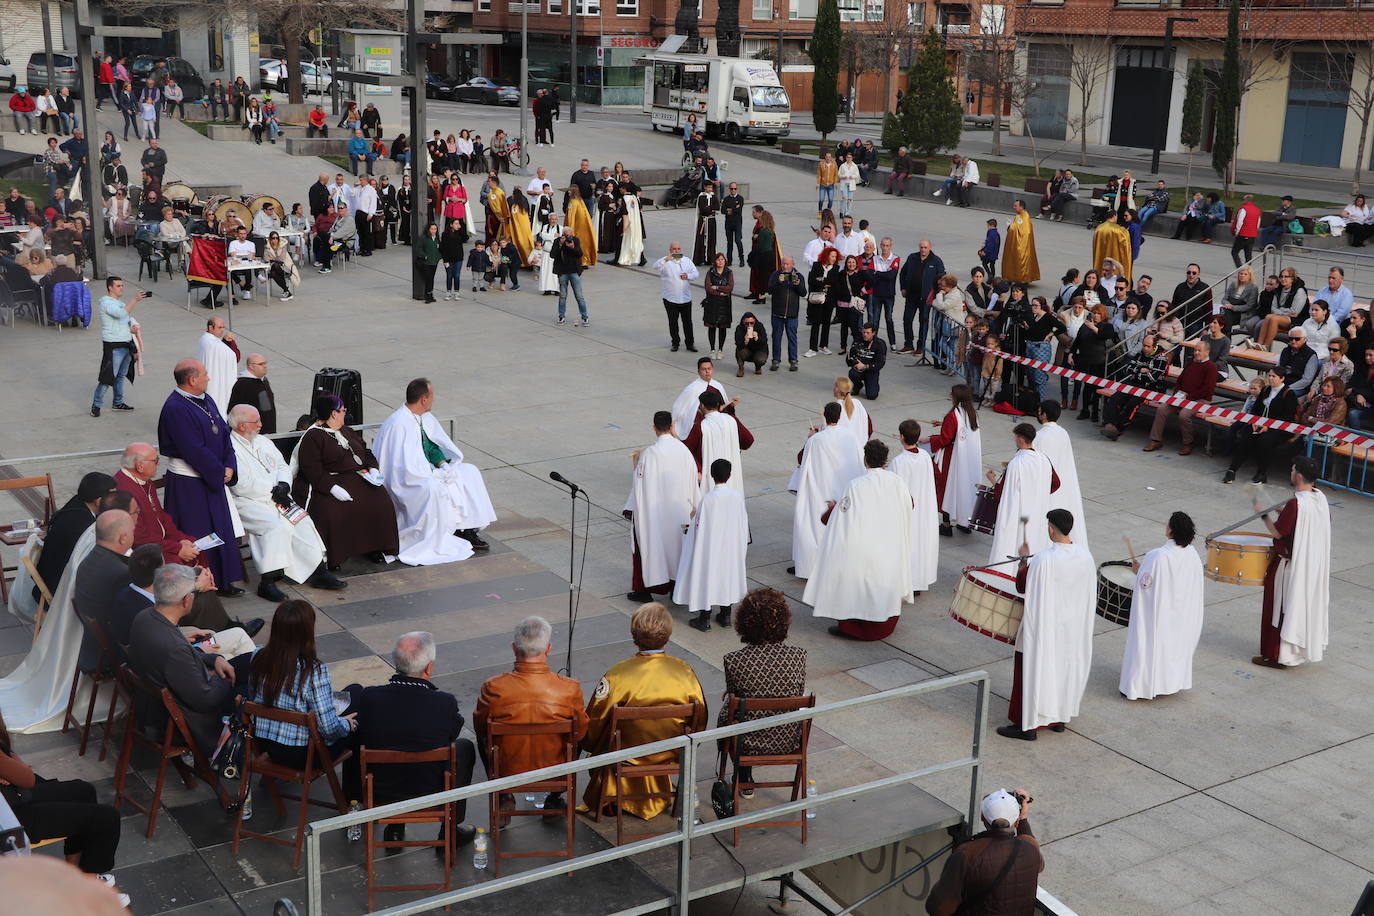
[817, 184, 834, 212]
[771, 314, 798, 362]
[867, 293, 896, 344]
[1024, 340, 1054, 399]
[941, 177, 957, 197]
[59, 111, 78, 133]
[1259, 224, 1286, 248]
[838, 186, 853, 216]
[92, 345, 132, 407]
[935, 318, 958, 368]
[1137, 205, 1159, 229]
[558, 273, 588, 320]
[444, 261, 461, 291]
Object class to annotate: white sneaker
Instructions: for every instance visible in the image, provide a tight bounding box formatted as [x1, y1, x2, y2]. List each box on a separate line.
[803, 349, 817, 358]
[242, 291, 252, 300]
[819, 346, 833, 355]
[945, 198, 952, 206]
[444, 291, 452, 300]
[933, 189, 942, 197]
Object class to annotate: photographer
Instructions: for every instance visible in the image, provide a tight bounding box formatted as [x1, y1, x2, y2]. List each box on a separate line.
[767, 255, 806, 371]
[552, 225, 589, 326]
[846, 323, 887, 400]
[926, 788, 1042, 916]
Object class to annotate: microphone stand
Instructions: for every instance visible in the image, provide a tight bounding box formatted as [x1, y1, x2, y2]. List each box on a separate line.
[549, 473, 585, 678]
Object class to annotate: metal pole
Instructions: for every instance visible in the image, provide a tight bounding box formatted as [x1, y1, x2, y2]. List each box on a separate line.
[519, 0, 530, 170]
[74, 0, 104, 281]
[674, 740, 696, 916]
[41, 2, 56, 93]
[569, 0, 577, 123]
[1151, 17, 1196, 175]
[965, 675, 988, 842]
[408, 0, 429, 301]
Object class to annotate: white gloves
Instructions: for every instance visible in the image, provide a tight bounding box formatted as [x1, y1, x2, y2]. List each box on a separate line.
[329, 484, 353, 502]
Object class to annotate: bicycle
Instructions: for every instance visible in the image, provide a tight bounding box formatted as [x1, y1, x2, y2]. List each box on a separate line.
[509, 136, 530, 170]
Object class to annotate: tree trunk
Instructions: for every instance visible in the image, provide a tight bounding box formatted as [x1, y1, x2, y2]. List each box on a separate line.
[990, 49, 1003, 157]
[1078, 99, 1089, 166]
[283, 10, 304, 106]
[716, 0, 740, 57]
[1352, 112, 1370, 197]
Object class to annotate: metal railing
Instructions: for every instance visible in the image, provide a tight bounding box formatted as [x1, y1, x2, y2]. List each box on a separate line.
[1306, 426, 1374, 497]
[1275, 244, 1374, 304]
[301, 671, 992, 916]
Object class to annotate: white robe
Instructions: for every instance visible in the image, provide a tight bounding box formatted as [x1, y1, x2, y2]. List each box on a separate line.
[1120, 542, 1205, 700]
[672, 485, 749, 613]
[6, 531, 40, 624]
[625, 434, 699, 588]
[618, 196, 644, 267]
[697, 412, 744, 498]
[989, 449, 1055, 566]
[671, 378, 728, 440]
[230, 431, 327, 583]
[372, 407, 497, 566]
[0, 526, 96, 732]
[805, 469, 914, 622]
[195, 332, 239, 421]
[790, 426, 864, 579]
[939, 407, 983, 525]
[889, 448, 940, 591]
[1274, 489, 1331, 666]
[1034, 422, 1086, 546]
[1019, 540, 1096, 728]
[833, 397, 870, 449]
[536, 224, 559, 292]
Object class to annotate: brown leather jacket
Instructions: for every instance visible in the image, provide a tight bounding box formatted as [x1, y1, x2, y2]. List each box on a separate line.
[473, 658, 588, 776]
[816, 160, 838, 186]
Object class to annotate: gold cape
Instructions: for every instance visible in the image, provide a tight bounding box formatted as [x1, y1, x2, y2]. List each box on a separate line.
[485, 185, 511, 240]
[580, 652, 707, 820]
[566, 195, 598, 268]
[1003, 212, 1040, 284]
[1091, 220, 1133, 284]
[508, 202, 535, 265]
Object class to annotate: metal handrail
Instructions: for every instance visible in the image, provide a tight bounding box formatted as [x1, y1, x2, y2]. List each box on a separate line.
[1276, 243, 1374, 301]
[302, 670, 993, 916]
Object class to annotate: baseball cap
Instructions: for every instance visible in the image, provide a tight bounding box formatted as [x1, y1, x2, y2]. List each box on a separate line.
[1281, 195, 1294, 202]
[981, 789, 1021, 825]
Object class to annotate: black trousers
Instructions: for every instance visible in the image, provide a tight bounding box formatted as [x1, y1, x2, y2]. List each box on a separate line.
[725, 221, 744, 264]
[848, 366, 880, 399]
[356, 213, 373, 255]
[3, 778, 121, 874]
[736, 344, 767, 370]
[1103, 392, 1143, 430]
[1228, 425, 1293, 475]
[1231, 235, 1254, 267]
[419, 261, 438, 298]
[373, 738, 477, 822]
[313, 235, 334, 268]
[664, 299, 694, 347]
[269, 262, 290, 293]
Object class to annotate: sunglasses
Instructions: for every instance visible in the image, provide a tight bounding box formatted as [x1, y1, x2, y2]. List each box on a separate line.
[1329, 346, 1341, 352]
[1186, 271, 1198, 275]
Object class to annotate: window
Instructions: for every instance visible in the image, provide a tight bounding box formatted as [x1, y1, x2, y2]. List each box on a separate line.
[790, 0, 818, 19]
[838, 0, 862, 21]
[866, 0, 884, 20]
[907, 1, 924, 25]
[616, 0, 637, 12]
[978, 3, 1004, 33]
[754, 0, 773, 19]
[207, 26, 224, 71]
[548, 0, 562, 12]
[577, 0, 599, 13]
[477, 0, 491, 11]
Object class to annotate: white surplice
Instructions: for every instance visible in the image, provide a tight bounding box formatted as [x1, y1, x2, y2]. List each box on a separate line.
[618, 196, 645, 267]
[833, 397, 870, 449]
[372, 407, 497, 566]
[940, 407, 983, 525]
[790, 426, 864, 579]
[671, 378, 728, 440]
[697, 412, 744, 497]
[0, 526, 97, 732]
[1034, 422, 1087, 546]
[806, 468, 914, 621]
[989, 448, 1054, 565]
[1019, 540, 1096, 729]
[1120, 541, 1205, 699]
[889, 447, 940, 591]
[672, 485, 749, 612]
[625, 434, 700, 588]
[229, 431, 327, 583]
[1274, 489, 1331, 666]
[195, 332, 238, 421]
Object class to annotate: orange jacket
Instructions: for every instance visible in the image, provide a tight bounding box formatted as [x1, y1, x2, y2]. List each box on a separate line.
[473, 658, 588, 776]
[816, 160, 838, 186]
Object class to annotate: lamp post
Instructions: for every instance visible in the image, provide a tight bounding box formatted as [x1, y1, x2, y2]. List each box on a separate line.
[569, 0, 578, 123]
[1151, 16, 1198, 175]
[519, 0, 530, 172]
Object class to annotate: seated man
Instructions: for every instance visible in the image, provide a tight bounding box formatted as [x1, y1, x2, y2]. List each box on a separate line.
[227, 226, 256, 300]
[1101, 333, 1170, 440]
[112, 548, 254, 660]
[473, 616, 587, 817]
[32, 471, 116, 604]
[355, 632, 478, 849]
[72, 509, 135, 672]
[579, 603, 707, 819]
[227, 405, 345, 601]
[373, 378, 497, 565]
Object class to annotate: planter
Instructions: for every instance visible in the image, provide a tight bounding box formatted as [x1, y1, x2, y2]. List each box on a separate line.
[1024, 178, 1048, 195]
[909, 160, 927, 176]
[987, 173, 1001, 188]
[780, 140, 802, 155]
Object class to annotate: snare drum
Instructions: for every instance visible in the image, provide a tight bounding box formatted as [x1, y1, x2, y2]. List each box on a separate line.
[1095, 560, 1136, 625]
[1204, 532, 1274, 585]
[968, 484, 999, 535]
[950, 566, 1024, 644]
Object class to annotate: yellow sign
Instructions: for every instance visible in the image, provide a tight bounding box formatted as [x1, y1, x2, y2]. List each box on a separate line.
[364, 47, 390, 55]
[308, 28, 322, 45]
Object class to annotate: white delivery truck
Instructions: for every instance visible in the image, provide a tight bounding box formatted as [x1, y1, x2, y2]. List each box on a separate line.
[640, 53, 790, 144]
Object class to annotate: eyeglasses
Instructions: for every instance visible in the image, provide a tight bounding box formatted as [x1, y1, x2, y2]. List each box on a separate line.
[1186, 270, 1199, 276]
[1329, 346, 1341, 352]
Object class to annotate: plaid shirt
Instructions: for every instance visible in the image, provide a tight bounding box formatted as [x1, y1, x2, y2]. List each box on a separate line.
[250, 659, 350, 746]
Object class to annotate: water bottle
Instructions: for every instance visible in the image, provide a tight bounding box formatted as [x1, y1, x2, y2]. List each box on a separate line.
[806, 780, 818, 820]
[472, 827, 489, 870]
[239, 793, 253, 822]
[693, 800, 702, 825]
[346, 801, 362, 842]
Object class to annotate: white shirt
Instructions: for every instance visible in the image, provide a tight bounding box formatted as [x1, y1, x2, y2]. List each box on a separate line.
[228, 238, 255, 260]
[527, 174, 549, 195]
[835, 231, 864, 259]
[654, 255, 698, 304]
[962, 159, 980, 185]
[355, 184, 378, 217]
[803, 236, 832, 269]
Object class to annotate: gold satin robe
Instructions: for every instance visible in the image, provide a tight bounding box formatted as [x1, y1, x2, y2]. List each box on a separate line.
[508, 202, 536, 265]
[566, 195, 598, 268]
[485, 186, 511, 246]
[1091, 220, 1133, 284]
[1002, 212, 1040, 284]
[580, 652, 707, 820]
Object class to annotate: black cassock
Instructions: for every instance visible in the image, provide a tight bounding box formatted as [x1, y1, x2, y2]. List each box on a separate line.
[597, 185, 620, 254]
[693, 191, 719, 265]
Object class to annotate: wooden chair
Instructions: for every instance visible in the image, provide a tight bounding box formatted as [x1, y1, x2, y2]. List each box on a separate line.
[720, 694, 815, 847]
[0, 474, 55, 604]
[361, 745, 457, 912]
[233, 702, 352, 869]
[597, 702, 699, 847]
[113, 665, 231, 838]
[60, 614, 122, 761]
[486, 720, 577, 877]
[19, 553, 51, 642]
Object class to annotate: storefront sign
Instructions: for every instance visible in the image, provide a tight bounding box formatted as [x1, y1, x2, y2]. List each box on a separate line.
[602, 36, 659, 48]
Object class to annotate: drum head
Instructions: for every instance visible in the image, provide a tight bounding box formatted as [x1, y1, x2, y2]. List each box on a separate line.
[1099, 561, 1137, 588]
[1213, 534, 1272, 549]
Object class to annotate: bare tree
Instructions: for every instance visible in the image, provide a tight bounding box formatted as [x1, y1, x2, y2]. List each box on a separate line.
[1063, 35, 1113, 166]
[1005, 65, 1066, 177]
[1313, 36, 1374, 195]
[954, 2, 1015, 156]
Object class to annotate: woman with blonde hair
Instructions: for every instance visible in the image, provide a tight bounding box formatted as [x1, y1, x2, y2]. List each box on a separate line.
[1255, 267, 1307, 347]
[832, 376, 872, 447]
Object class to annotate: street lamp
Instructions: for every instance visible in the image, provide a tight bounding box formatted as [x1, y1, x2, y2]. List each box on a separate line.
[519, 0, 530, 171]
[1151, 16, 1198, 175]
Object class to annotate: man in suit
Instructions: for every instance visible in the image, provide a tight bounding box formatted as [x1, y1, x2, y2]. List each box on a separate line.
[355, 632, 477, 849]
[32, 472, 116, 602]
[72, 509, 136, 672]
[101, 544, 160, 656]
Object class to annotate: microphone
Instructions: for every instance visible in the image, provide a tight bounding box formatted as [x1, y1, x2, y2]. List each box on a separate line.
[549, 471, 582, 495]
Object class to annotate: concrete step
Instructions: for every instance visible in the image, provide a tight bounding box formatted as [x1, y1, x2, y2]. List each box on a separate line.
[205, 123, 310, 142]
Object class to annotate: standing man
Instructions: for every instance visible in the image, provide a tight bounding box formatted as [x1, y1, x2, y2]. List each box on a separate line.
[1231, 193, 1261, 267]
[625, 411, 699, 604]
[1142, 339, 1218, 456]
[670, 356, 734, 439]
[354, 173, 378, 257]
[1002, 200, 1040, 285]
[806, 439, 914, 640]
[195, 316, 240, 420]
[889, 421, 939, 596]
[801, 224, 835, 271]
[986, 423, 1059, 565]
[835, 216, 864, 260]
[898, 239, 945, 355]
[1034, 401, 1087, 545]
[1120, 511, 1205, 700]
[568, 159, 596, 208]
[1091, 209, 1133, 285]
[308, 172, 330, 218]
[552, 225, 590, 327]
[157, 360, 245, 597]
[998, 509, 1096, 741]
[227, 353, 276, 434]
[682, 388, 754, 497]
[721, 181, 745, 267]
[845, 322, 887, 400]
[790, 402, 864, 580]
[673, 458, 749, 632]
[693, 180, 719, 265]
[91, 276, 147, 417]
[654, 241, 700, 353]
[768, 256, 805, 372]
[140, 138, 167, 185]
[1252, 457, 1331, 669]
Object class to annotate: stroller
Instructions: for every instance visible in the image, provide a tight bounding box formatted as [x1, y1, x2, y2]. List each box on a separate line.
[662, 166, 703, 208]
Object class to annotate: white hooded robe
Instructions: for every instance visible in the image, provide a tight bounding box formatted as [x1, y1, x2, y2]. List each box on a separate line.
[1034, 422, 1087, 546]
[1119, 541, 1205, 699]
[989, 448, 1055, 566]
[889, 447, 940, 591]
[671, 378, 728, 440]
[230, 430, 327, 583]
[697, 411, 744, 498]
[672, 485, 749, 612]
[195, 332, 238, 421]
[790, 426, 864, 579]
[805, 468, 914, 622]
[1019, 539, 1096, 728]
[1273, 489, 1331, 666]
[625, 434, 699, 588]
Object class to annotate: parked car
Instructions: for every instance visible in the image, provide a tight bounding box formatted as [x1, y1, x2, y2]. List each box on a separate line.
[401, 73, 459, 100]
[452, 77, 519, 106]
[0, 56, 15, 92]
[259, 59, 333, 96]
[26, 51, 80, 95]
[129, 55, 206, 100]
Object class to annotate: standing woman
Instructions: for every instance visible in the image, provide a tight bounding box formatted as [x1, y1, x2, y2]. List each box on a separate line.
[1022, 296, 1065, 401]
[426, 173, 444, 225]
[1070, 304, 1120, 422]
[537, 212, 560, 295]
[397, 173, 414, 246]
[116, 80, 137, 141]
[922, 384, 983, 535]
[455, 130, 473, 172]
[748, 206, 780, 303]
[931, 273, 967, 373]
[805, 246, 841, 357]
[835, 254, 867, 353]
[440, 217, 466, 301]
[965, 266, 992, 320]
[617, 189, 646, 267]
[442, 174, 468, 233]
[702, 252, 734, 360]
[413, 222, 441, 303]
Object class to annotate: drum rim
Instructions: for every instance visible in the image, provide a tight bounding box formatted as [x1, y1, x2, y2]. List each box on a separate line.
[1205, 531, 1275, 550]
[1098, 559, 1137, 588]
[947, 606, 1018, 644]
[959, 564, 1022, 601]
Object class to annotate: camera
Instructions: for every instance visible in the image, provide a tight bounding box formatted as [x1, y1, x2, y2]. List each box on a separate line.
[1011, 790, 1032, 806]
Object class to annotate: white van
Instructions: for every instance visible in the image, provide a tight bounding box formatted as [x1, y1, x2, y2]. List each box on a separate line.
[641, 54, 790, 144]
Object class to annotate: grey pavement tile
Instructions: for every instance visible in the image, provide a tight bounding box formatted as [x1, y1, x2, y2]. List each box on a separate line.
[325, 571, 569, 628]
[313, 630, 374, 665]
[111, 850, 223, 916]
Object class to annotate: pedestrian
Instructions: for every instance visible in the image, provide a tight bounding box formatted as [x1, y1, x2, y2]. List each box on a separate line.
[414, 222, 441, 303]
[441, 217, 465, 300]
[815, 151, 837, 217]
[91, 276, 147, 417]
[978, 218, 1000, 278]
[768, 256, 805, 372]
[721, 180, 745, 267]
[703, 252, 734, 360]
[552, 225, 590, 325]
[655, 241, 700, 352]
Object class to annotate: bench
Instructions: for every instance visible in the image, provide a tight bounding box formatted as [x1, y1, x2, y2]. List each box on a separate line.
[205, 123, 310, 142]
[1228, 345, 1278, 372]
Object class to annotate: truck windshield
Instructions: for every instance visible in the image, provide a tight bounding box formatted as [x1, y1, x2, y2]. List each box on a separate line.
[750, 87, 789, 111]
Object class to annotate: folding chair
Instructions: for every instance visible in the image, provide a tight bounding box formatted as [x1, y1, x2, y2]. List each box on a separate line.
[720, 694, 815, 847]
[61, 614, 122, 761]
[486, 719, 577, 877]
[0, 474, 55, 606]
[19, 550, 50, 641]
[597, 702, 699, 847]
[361, 745, 457, 911]
[233, 702, 353, 869]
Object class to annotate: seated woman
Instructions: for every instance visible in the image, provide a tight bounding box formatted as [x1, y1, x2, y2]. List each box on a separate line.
[105, 188, 134, 243]
[715, 588, 807, 794]
[1342, 193, 1374, 247]
[1346, 346, 1374, 429]
[291, 395, 401, 570]
[1311, 335, 1354, 394]
[579, 603, 707, 819]
[0, 707, 128, 907]
[1255, 267, 1307, 348]
[1299, 377, 1347, 427]
[25, 246, 54, 281]
[262, 231, 298, 300]
[156, 204, 186, 266]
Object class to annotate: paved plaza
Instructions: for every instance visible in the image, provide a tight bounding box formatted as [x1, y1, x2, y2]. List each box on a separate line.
[1, 103, 1372, 914]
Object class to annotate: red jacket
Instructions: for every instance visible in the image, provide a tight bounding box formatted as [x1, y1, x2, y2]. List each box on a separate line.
[1174, 358, 1219, 402]
[9, 93, 35, 113]
[1233, 201, 1261, 239]
[99, 61, 114, 84]
[309, 108, 327, 128]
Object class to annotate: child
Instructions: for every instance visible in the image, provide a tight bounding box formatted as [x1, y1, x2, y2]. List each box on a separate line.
[495, 236, 520, 291]
[978, 218, 1000, 278]
[465, 240, 491, 292]
[139, 98, 157, 141]
[979, 332, 1006, 405]
[964, 317, 989, 396]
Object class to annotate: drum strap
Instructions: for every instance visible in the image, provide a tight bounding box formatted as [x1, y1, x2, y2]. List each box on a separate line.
[959, 835, 1022, 913]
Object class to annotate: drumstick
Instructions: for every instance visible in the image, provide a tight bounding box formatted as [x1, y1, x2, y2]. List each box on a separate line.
[1124, 537, 1138, 567]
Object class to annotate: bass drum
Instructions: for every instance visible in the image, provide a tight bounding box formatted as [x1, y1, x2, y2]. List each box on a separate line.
[162, 183, 199, 211]
[949, 566, 1024, 645]
[244, 193, 285, 221]
[213, 196, 252, 225]
[1095, 560, 1136, 626]
[201, 194, 230, 221]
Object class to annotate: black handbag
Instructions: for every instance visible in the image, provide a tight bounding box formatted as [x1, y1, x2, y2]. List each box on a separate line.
[210, 709, 247, 780]
[709, 698, 747, 819]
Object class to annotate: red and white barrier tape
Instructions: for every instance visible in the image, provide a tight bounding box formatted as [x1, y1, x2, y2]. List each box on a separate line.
[971, 344, 1374, 451]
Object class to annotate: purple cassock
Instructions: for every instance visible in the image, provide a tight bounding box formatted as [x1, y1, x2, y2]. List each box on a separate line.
[157, 389, 244, 589]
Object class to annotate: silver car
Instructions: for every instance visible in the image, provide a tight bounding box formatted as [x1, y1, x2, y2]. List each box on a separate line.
[452, 77, 519, 106]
